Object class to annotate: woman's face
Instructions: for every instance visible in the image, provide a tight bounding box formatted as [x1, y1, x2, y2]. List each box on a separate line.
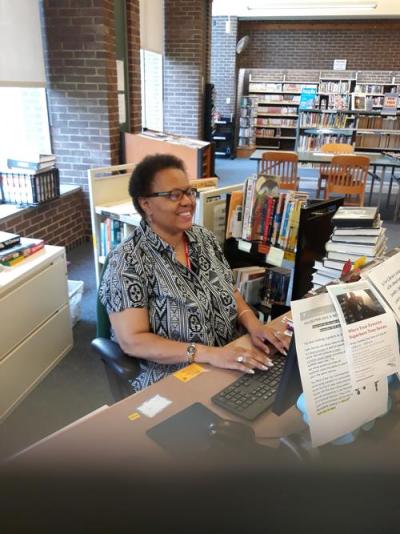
[140, 167, 196, 237]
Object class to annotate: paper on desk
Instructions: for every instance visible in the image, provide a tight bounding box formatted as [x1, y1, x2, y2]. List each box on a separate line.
[291, 293, 388, 447]
[327, 279, 400, 388]
[137, 395, 172, 418]
[365, 251, 400, 324]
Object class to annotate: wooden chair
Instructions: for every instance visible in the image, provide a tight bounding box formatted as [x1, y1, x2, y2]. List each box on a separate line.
[317, 143, 354, 198]
[259, 151, 299, 191]
[321, 155, 370, 207]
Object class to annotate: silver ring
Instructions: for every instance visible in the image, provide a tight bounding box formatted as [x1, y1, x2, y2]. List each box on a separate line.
[237, 355, 245, 363]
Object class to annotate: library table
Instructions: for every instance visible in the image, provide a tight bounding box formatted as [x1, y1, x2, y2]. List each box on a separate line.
[250, 149, 400, 210]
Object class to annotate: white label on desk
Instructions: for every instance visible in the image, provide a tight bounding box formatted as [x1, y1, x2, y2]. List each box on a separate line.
[137, 395, 172, 418]
[237, 239, 252, 253]
[266, 246, 284, 267]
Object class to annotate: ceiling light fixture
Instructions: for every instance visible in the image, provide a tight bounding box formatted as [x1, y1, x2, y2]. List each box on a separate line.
[246, 2, 378, 10]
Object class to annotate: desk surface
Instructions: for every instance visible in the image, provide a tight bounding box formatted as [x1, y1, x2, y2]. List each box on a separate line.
[6, 337, 305, 473]
[250, 149, 400, 167]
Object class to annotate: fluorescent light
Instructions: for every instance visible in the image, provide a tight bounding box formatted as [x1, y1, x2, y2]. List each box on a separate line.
[246, 2, 377, 10]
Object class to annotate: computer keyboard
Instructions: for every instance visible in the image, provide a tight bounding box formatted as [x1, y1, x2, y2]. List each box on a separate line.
[211, 355, 286, 421]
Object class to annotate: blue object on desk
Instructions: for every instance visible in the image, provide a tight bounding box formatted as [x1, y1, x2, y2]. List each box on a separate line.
[296, 374, 397, 446]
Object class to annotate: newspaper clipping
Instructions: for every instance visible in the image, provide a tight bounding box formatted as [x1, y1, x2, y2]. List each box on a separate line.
[327, 279, 400, 388]
[291, 293, 388, 447]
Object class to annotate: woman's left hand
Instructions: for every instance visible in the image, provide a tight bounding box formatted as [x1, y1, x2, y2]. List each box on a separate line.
[247, 321, 291, 356]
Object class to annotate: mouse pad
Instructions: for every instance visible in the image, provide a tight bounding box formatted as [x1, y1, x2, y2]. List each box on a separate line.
[146, 402, 223, 458]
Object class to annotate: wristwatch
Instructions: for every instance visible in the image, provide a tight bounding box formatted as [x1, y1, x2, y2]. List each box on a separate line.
[186, 343, 197, 364]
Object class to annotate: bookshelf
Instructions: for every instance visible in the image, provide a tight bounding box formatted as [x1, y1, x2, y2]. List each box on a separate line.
[298, 109, 356, 152]
[318, 76, 354, 111]
[354, 112, 400, 151]
[238, 95, 257, 148]
[224, 197, 344, 307]
[247, 76, 318, 152]
[88, 163, 137, 286]
[353, 81, 400, 110]
[237, 69, 400, 154]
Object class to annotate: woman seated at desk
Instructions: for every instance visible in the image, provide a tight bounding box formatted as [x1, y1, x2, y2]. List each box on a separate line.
[99, 154, 289, 391]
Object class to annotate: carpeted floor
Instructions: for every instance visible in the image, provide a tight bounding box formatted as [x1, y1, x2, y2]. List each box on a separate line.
[1, 156, 399, 461]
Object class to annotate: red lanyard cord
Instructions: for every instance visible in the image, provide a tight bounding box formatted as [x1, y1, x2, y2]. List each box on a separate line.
[183, 238, 191, 270]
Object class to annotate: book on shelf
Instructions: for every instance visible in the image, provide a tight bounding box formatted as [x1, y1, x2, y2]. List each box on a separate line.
[241, 175, 257, 241]
[225, 191, 244, 239]
[261, 266, 291, 308]
[0, 231, 21, 251]
[331, 206, 378, 228]
[96, 201, 141, 226]
[0, 237, 45, 266]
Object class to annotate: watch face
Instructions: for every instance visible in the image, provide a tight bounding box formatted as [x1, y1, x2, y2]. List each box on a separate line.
[187, 345, 196, 356]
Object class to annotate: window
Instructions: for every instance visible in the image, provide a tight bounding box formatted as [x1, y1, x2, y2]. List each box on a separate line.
[0, 87, 51, 163]
[140, 49, 164, 132]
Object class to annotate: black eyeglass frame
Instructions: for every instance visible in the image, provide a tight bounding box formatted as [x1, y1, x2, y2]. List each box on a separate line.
[144, 187, 198, 202]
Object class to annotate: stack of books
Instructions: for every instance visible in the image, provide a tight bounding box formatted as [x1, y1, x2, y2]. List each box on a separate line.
[0, 232, 45, 267]
[312, 206, 386, 290]
[6, 154, 56, 174]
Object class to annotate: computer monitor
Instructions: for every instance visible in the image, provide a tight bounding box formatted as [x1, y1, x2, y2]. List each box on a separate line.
[272, 334, 303, 416]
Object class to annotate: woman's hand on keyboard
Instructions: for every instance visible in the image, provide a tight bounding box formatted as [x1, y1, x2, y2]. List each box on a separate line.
[248, 322, 290, 357]
[208, 345, 273, 374]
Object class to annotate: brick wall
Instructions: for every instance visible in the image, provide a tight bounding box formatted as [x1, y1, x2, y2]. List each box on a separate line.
[237, 21, 400, 71]
[164, 0, 211, 138]
[126, 0, 142, 133]
[0, 190, 86, 250]
[42, 0, 119, 191]
[211, 16, 238, 117]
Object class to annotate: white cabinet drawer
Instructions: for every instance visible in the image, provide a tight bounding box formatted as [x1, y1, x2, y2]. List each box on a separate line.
[0, 255, 68, 360]
[0, 304, 73, 421]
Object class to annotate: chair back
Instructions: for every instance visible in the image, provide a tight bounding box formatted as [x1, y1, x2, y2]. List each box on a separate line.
[320, 143, 354, 154]
[321, 155, 370, 206]
[259, 151, 299, 191]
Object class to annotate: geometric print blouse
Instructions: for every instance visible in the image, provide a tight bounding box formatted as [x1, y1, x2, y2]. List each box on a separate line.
[99, 219, 239, 391]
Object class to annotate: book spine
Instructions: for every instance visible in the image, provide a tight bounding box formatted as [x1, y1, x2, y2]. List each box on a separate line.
[261, 196, 272, 244]
[7, 158, 40, 171]
[0, 237, 21, 250]
[271, 193, 284, 246]
[266, 198, 277, 244]
[241, 177, 256, 241]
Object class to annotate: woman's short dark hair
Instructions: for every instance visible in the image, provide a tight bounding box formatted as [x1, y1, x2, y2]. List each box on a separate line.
[129, 153, 186, 217]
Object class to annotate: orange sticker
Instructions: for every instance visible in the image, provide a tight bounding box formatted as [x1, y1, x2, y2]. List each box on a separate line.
[174, 363, 206, 382]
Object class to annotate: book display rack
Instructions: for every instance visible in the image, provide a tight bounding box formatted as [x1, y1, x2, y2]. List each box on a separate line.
[224, 183, 343, 307]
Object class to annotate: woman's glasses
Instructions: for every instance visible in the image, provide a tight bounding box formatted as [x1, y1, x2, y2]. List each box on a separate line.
[145, 187, 197, 202]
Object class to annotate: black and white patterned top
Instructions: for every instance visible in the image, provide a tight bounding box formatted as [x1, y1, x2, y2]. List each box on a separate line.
[99, 219, 238, 390]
